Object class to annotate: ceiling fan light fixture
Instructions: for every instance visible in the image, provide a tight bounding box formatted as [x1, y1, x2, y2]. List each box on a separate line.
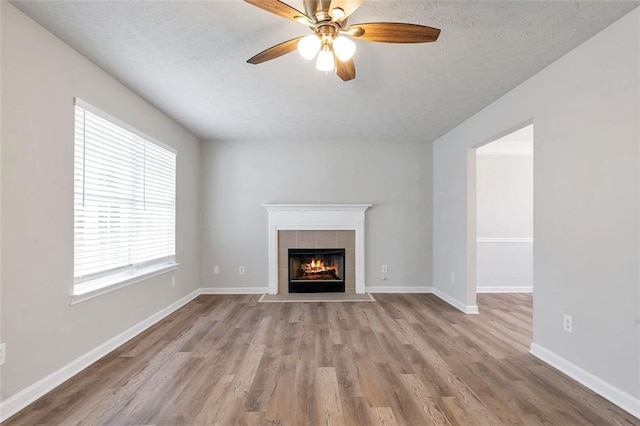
[297, 34, 321, 60]
[333, 35, 356, 61]
[244, 0, 442, 81]
[315, 44, 335, 71]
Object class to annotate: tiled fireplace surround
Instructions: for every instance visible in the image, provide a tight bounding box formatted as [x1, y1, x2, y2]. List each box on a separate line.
[278, 230, 355, 294]
[263, 204, 371, 294]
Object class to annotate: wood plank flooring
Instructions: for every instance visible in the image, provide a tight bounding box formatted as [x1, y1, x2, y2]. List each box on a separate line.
[4, 293, 638, 425]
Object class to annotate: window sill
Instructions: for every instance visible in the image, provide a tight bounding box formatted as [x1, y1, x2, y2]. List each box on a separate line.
[71, 263, 180, 305]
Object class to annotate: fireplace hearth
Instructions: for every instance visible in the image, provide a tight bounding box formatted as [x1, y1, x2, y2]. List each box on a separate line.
[288, 248, 345, 293]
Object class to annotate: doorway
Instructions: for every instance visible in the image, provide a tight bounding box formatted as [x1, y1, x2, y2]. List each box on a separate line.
[475, 124, 534, 299]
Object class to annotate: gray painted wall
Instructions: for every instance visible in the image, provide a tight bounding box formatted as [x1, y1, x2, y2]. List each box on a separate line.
[0, 3, 201, 401]
[433, 8, 639, 398]
[200, 139, 432, 291]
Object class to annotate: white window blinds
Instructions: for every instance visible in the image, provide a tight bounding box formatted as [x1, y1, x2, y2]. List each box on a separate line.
[74, 101, 176, 286]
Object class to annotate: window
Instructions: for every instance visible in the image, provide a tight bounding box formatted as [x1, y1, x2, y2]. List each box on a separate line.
[73, 99, 177, 300]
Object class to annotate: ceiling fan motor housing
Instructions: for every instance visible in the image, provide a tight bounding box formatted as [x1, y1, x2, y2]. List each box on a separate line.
[315, 21, 339, 43]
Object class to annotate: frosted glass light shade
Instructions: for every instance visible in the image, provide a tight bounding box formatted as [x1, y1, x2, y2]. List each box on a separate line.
[297, 35, 321, 60]
[333, 36, 356, 61]
[331, 7, 345, 20]
[316, 45, 335, 71]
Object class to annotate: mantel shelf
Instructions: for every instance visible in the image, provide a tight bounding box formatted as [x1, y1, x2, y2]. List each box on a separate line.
[261, 204, 372, 213]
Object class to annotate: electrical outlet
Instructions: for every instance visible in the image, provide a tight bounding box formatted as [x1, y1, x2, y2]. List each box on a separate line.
[171, 276, 176, 287]
[239, 266, 245, 275]
[213, 265, 219, 275]
[0, 343, 6, 366]
[450, 272, 455, 283]
[381, 264, 388, 273]
[563, 314, 573, 333]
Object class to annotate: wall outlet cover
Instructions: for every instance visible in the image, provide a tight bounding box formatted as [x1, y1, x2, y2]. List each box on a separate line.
[0, 342, 6, 366]
[563, 314, 573, 333]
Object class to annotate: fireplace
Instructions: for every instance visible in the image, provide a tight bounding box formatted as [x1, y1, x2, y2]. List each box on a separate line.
[288, 248, 345, 293]
[262, 204, 371, 294]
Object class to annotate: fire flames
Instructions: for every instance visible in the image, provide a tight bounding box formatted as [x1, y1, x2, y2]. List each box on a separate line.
[297, 258, 339, 280]
[304, 259, 337, 275]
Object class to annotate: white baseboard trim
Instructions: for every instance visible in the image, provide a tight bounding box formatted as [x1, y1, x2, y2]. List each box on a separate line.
[200, 287, 268, 294]
[477, 286, 533, 293]
[432, 288, 479, 314]
[366, 286, 434, 293]
[0, 289, 201, 423]
[530, 343, 640, 419]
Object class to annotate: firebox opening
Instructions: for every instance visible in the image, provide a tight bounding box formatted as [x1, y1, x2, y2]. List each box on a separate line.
[288, 248, 346, 293]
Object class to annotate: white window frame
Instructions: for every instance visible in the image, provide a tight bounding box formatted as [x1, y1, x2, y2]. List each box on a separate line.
[72, 98, 178, 304]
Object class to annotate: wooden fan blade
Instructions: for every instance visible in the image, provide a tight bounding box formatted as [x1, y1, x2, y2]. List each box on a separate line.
[247, 36, 305, 64]
[335, 58, 356, 81]
[329, 0, 363, 21]
[245, 0, 312, 25]
[348, 22, 441, 43]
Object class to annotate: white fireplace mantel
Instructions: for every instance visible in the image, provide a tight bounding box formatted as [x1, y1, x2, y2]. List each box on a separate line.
[262, 204, 372, 294]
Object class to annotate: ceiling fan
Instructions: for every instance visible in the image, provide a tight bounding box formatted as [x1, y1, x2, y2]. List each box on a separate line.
[245, 0, 441, 81]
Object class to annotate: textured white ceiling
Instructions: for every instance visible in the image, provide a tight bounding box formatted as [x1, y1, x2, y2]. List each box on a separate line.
[11, 0, 639, 142]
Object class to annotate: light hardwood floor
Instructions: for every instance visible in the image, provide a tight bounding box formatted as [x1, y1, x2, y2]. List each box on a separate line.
[4, 293, 637, 425]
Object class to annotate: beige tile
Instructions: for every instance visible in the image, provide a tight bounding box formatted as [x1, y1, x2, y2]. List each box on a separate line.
[316, 230, 337, 248]
[278, 248, 289, 270]
[296, 230, 317, 248]
[345, 249, 355, 270]
[345, 268, 355, 288]
[278, 268, 289, 294]
[278, 231, 296, 249]
[336, 231, 355, 249]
